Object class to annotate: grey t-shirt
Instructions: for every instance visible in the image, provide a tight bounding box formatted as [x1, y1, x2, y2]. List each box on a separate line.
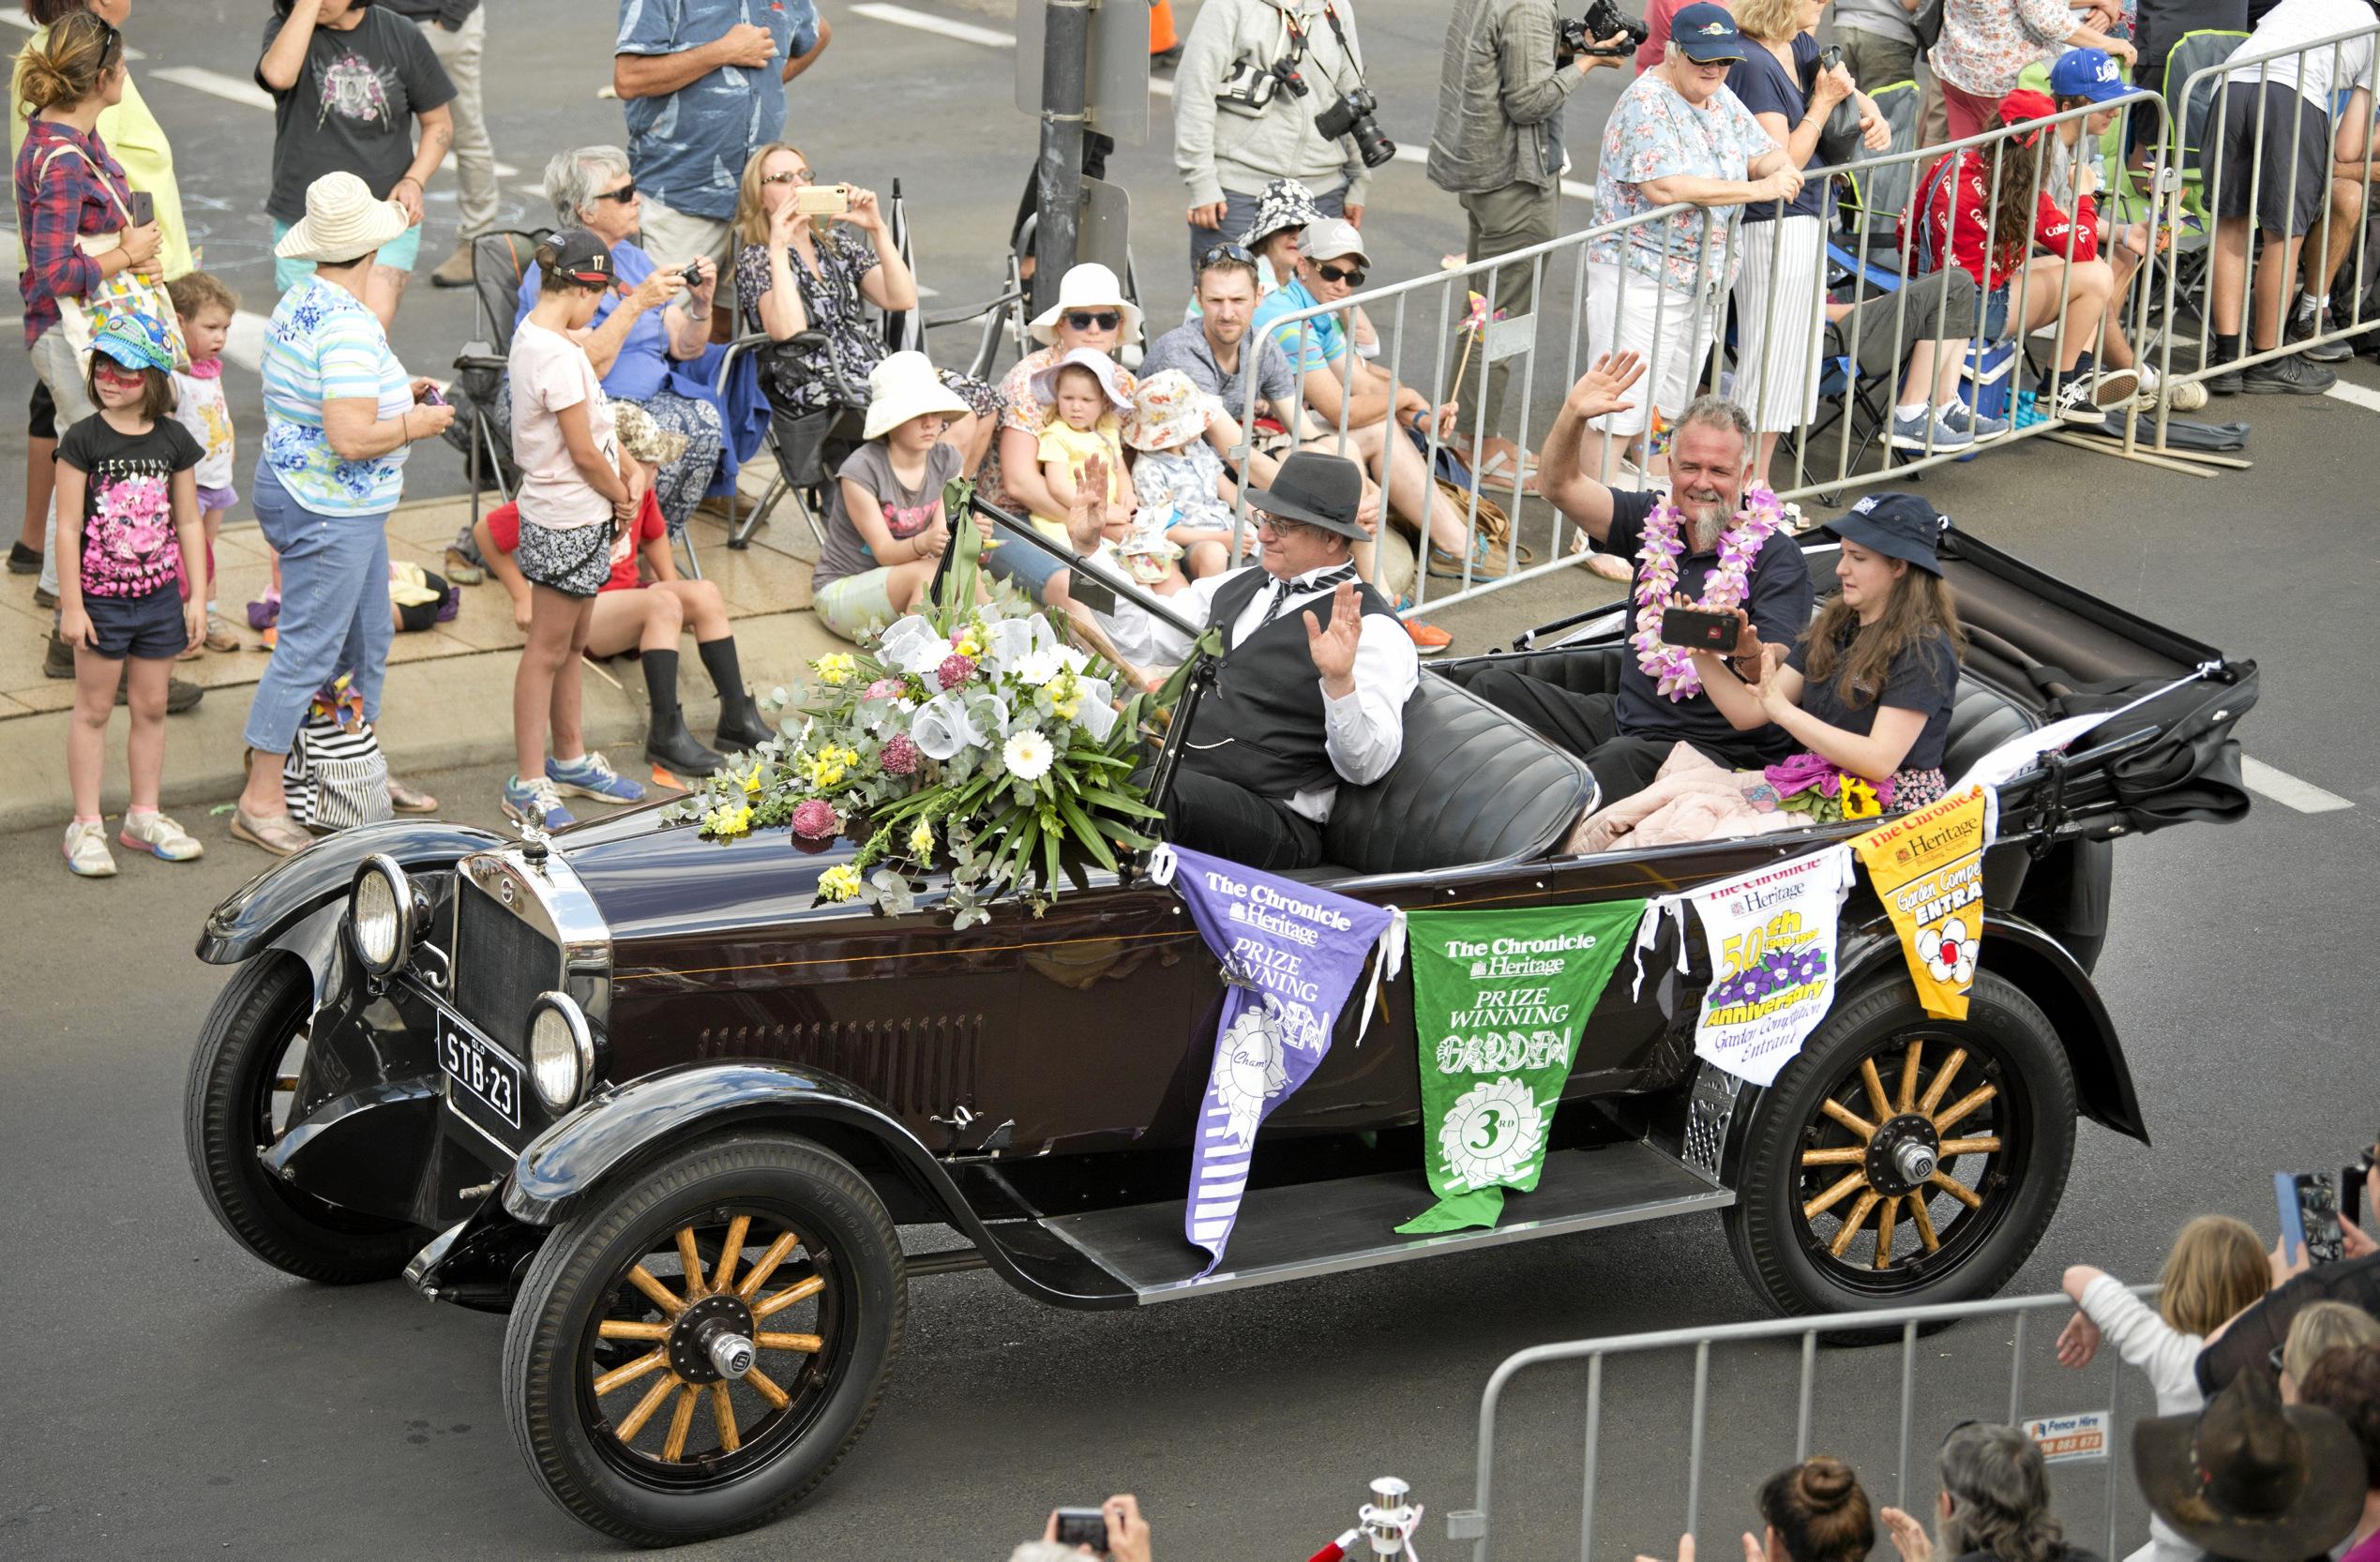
[1139, 322, 1296, 428]
[816, 439, 963, 590]
[257, 8, 455, 224]
[1831, 0, 1918, 46]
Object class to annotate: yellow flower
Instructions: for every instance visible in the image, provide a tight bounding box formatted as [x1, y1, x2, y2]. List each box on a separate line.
[907, 819, 935, 858]
[819, 864, 863, 902]
[703, 803, 754, 838]
[814, 652, 857, 686]
[741, 768, 762, 796]
[1052, 698, 1079, 721]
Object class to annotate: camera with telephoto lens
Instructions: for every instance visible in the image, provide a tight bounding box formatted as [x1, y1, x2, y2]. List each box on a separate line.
[1557, 0, 1649, 62]
[1316, 87, 1396, 168]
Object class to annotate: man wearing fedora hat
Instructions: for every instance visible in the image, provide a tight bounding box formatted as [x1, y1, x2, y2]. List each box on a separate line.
[2134, 1365, 2365, 1562]
[1113, 448, 1419, 869]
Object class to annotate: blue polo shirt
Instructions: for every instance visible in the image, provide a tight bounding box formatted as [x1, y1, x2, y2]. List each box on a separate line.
[614, 0, 821, 221]
[1250, 276, 1351, 380]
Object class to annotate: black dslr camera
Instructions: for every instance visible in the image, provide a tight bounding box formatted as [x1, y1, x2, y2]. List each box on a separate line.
[1317, 87, 1396, 168]
[1557, 0, 1649, 62]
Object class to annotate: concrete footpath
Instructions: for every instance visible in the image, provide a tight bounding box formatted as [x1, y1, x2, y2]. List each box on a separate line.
[0, 488, 846, 837]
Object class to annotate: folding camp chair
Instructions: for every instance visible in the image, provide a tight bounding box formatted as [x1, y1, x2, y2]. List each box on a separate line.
[447, 228, 551, 533]
[1837, 79, 1921, 252]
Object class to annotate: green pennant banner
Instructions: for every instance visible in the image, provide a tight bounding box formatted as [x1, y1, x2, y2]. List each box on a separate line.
[1396, 901, 1649, 1235]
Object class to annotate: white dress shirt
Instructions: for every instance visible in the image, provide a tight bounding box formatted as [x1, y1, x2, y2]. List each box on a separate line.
[1137, 563, 1421, 821]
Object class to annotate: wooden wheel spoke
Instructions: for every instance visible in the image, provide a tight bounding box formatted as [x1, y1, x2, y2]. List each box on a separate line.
[1873, 1195, 1901, 1270]
[626, 1263, 685, 1317]
[1929, 1170, 1984, 1209]
[743, 1364, 791, 1410]
[735, 1232, 801, 1299]
[1821, 1099, 1878, 1141]
[1799, 1147, 1867, 1166]
[1860, 1059, 1893, 1123]
[1830, 1191, 1880, 1257]
[594, 1347, 670, 1397]
[1918, 1047, 1967, 1115]
[1896, 1041, 1923, 1114]
[709, 1379, 741, 1454]
[1910, 1195, 1941, 1251]
[752, 1274, 826, 1320]
[1933, 1084, 1998, 1134]
[615, 1373, 680, 1441]
[755, 1330, 823, 1353]
[660, 1383, 699, 1461]
[274, 1074, 301, 1091]
[1803, 1170, 1868, 1220]
[596, 1319, 671, 1343]
[711, 1214, 751, 1296]
[1937, 1135, 2002, 1157]
[675, 1225, 708, 1296]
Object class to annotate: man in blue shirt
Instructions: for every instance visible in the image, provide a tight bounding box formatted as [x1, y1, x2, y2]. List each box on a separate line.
[613, 0, 830, 337]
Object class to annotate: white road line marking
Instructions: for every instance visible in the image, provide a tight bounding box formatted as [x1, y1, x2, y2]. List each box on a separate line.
[1389, 142, 1596, 202]
[2242, 756, 2356, 813]
[0, 11, 141, 57]
[148, 66, 273, 113]
[2323, 379, 2380, 414]
[849, 3, 1017, 49]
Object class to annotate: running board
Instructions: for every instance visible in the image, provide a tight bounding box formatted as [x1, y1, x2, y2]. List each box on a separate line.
[1034, 1141, 1732, 1304]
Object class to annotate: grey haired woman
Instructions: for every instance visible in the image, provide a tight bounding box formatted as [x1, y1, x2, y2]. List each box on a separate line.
[1879, 1423, 2101, 1562]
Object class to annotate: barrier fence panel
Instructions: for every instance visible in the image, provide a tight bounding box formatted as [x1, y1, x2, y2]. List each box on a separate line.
[1444, 1286, 2159, 1562]
[1226, 91, 2176, 615]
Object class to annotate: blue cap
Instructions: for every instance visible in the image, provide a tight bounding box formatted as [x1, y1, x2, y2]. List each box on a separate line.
[1831, 492, 1947, 575]
[89, 307, 175, 375]
[2048, 47, 2127, 103]
[1670, 3, 1744, 63]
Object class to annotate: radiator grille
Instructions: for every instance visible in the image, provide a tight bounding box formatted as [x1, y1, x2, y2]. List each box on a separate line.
[695, 1016, 981, 1116]
[453, 876, 560, 1054]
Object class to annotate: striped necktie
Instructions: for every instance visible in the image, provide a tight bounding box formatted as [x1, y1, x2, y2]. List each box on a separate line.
[1257, 564, 1360, 628]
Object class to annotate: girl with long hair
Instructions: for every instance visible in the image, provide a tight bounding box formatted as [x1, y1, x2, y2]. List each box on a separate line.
[1687, 490, 1965, 817]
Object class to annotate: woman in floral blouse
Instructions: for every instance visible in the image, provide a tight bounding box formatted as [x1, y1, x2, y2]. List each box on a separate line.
[1929, 0, 2135, 142]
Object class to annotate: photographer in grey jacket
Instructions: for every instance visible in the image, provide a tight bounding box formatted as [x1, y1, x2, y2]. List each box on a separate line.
[1174, 0, 1382, 283]
[1427, 0, 1629, 485]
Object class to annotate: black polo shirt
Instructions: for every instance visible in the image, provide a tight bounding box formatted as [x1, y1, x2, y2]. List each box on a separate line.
[1606, 489, 1816, 753]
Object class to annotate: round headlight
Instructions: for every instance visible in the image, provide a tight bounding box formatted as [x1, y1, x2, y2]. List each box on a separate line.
[350, 855, 411, 975]
[529, 993, 594, 1112]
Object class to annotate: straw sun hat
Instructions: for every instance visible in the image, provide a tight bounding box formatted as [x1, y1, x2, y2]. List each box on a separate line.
[273, 172, 412, 265]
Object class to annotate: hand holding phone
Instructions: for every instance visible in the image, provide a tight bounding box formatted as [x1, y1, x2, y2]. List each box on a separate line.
[1660, 606, 1740, 652]
[791, 183, 851, 218]
[1051, 1507, 1109, 1554]
[128, 190, 155, 227]
[2277, 1170, 2346, 1268]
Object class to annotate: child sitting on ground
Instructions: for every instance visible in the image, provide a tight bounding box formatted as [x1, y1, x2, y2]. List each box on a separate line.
[1029, 348, 1133, 548]
[1122, 369, 1248, 581]
[813, 352, 980, 642]
[165, 271, 244, 657]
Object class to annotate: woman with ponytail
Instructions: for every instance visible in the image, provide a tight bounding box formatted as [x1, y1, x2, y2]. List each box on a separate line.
[1636, 1455, 1876, 1562]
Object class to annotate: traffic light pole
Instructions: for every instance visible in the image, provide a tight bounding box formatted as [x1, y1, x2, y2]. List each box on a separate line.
[1031, 0, 1091, 315]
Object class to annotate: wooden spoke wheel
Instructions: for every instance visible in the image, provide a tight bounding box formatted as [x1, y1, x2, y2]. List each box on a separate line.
[183, 957, 424, 1284]
[1724, 970, 2077, 1321]
[503, 1134, 905, 1546]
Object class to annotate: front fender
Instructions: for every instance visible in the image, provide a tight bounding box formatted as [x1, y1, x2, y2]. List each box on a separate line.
[196, 819, 505, 965]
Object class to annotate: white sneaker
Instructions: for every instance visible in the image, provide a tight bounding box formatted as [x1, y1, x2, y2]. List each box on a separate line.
[64, 819, 117, 878]
[119, 810, 203, 861]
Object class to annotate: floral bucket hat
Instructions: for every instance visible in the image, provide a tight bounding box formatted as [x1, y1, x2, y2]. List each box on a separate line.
[1239, 179, 1325, 250]
[1122, 369, 1218, 452]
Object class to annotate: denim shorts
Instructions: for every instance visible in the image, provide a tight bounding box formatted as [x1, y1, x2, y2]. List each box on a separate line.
[983, 533, 1067, 602]
[82, 587, 186, 660]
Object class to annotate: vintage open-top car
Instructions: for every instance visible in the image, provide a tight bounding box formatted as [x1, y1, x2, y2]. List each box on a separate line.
[186, 524, 2252, 1546]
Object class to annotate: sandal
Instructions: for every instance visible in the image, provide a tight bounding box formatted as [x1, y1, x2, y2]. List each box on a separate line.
[386, 775, 440, 814]
[232, 807, 312, 856]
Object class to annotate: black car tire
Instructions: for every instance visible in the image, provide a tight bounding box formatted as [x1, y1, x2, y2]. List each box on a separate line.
[502, 1133, 905, 1546]
[1723, 969, 2077, 1323]
[183, 955, 426, 1284]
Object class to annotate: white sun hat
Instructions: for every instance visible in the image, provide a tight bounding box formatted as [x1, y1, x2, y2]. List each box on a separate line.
[863, 350, 971, 441]
[273, 172, 414, 264]
[1026, 262, 1144, 347]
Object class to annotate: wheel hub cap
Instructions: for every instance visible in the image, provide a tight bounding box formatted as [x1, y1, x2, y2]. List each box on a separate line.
[1865, 1112, 1943, 1197]
[668, 1294, 756, 1385]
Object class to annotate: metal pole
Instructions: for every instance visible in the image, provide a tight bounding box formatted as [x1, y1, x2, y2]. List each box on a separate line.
[1032, 0, 1091, 316]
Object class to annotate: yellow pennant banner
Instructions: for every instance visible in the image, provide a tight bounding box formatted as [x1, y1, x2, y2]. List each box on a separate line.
[1849, 785, 1996, 1020]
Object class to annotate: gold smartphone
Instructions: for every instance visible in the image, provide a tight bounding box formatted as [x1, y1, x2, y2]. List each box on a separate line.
[791, 183, 851, 217]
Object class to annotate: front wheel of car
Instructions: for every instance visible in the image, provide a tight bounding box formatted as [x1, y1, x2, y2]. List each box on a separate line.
[502, 1133, 906, 1546]
[1722, 969, 2077, 1324]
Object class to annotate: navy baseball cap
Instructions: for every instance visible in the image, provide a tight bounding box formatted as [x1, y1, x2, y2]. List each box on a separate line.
[2049, 47, 2127, 103]
[1670, 4, 1744, 63]
[1831, 492, 1946, 575]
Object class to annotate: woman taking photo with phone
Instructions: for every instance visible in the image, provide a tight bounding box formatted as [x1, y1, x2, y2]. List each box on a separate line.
[730, 142, 996, 472]
[1687, 492, 1966, 818]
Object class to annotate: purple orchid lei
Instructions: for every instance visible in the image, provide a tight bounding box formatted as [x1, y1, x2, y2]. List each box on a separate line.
[1629, 484, 1785, 700]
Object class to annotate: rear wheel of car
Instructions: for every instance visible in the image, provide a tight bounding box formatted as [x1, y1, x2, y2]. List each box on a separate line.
[1723, 969, 2077, 1323]
[184, 955, 426, 1284]
[502, 1133, 905, 1546]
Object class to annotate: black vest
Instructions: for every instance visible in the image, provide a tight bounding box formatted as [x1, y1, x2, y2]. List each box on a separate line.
[1178, 567, 1400, 798]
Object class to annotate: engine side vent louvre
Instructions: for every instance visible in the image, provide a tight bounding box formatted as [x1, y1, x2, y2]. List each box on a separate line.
[695, 1016, 982, 1116]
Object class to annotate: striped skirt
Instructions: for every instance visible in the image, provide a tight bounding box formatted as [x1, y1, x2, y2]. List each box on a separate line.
[1731, 213, 1830, 434]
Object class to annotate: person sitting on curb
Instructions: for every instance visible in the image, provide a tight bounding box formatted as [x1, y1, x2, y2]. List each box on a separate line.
[474, 490, 773, 779]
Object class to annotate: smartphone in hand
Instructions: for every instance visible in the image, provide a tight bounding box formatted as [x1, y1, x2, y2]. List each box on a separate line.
[128, 190, 154, 227]
[2278, 1170, 2345, 1267]
[1659, 606, 1739, 652]
[1052, 1508, 1109, 1554]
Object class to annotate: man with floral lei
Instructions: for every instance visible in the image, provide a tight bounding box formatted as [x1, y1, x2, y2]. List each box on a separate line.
[1467, 354, 1812, 804]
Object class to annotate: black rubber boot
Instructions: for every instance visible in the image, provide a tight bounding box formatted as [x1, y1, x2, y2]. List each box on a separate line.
[700, 636, 776, 750]
[640, 649, 726, 775]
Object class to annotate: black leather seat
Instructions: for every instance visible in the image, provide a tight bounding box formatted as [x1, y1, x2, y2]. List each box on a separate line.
[1939, 677, 2034, 778]
[1315, 673, 1598, 879]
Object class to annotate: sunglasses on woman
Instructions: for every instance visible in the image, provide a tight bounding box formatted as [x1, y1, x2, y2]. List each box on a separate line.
[1063, 310, 1122, 331]
[592, 182, 640, 203]
[761, 170, 812, 186]
[1316, 263, 1366, 286]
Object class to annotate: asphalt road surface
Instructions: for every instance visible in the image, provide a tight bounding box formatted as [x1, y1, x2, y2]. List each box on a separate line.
[6, 3, 2379, 1558]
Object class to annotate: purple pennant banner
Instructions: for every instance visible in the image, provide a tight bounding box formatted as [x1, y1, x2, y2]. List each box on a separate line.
[1154, 845, 1399, 1276]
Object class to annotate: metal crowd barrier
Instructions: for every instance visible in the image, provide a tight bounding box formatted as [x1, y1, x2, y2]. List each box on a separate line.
[1444, 1286, 2160, 1562]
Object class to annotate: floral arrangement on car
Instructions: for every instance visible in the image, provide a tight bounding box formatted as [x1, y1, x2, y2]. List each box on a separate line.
[662, 490, 1182, 927]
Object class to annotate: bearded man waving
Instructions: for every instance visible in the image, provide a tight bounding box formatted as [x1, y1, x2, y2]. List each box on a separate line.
[1466, 354, 1814, 804]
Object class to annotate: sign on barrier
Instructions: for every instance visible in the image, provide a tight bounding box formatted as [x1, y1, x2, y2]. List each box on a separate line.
[2023, 1409, 2114, 1464]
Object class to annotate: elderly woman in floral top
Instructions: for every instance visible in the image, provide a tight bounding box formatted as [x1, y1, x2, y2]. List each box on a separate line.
[1929, 0, 2135, 142]
[1581, 4, 1801, 482]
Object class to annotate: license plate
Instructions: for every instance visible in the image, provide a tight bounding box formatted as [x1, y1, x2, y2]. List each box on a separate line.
[438, 1015, 521, 1129]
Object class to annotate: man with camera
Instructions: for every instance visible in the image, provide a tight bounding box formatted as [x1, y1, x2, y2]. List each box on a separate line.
[1427, 0, 1634, 488]
[1174, 0, 1392, 286]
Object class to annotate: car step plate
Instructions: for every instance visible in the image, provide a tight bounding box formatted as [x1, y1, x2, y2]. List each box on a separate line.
[1036, 1141, 1732, 1302]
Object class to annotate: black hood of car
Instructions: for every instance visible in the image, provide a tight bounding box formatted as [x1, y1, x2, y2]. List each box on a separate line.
[552, 801, 879, 944]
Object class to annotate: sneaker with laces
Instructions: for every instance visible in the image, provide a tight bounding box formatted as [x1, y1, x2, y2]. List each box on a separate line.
[504, 775, 576, 831]
[2054, 378, 2110, 428]
[119, 809, 203, 861]
[1937, 403, 2009, 443]
[203, 611, 240, 652]
[63, 819, 116, 878]
[546, 750, 646, 804]
[1887, 409, 1974, 453]
[2286, 305, 2354, 363]
[1402, 618, 1454, 655]
[2240, 350, 2337, 394]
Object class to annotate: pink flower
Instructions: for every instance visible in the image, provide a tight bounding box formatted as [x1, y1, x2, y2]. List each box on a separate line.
[949, 627, 968, 647]
[936, 653, 976, 691]
[880, 732, 920, 775]
[865, 678, 904, 700]
[791, 799, 839, 840]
